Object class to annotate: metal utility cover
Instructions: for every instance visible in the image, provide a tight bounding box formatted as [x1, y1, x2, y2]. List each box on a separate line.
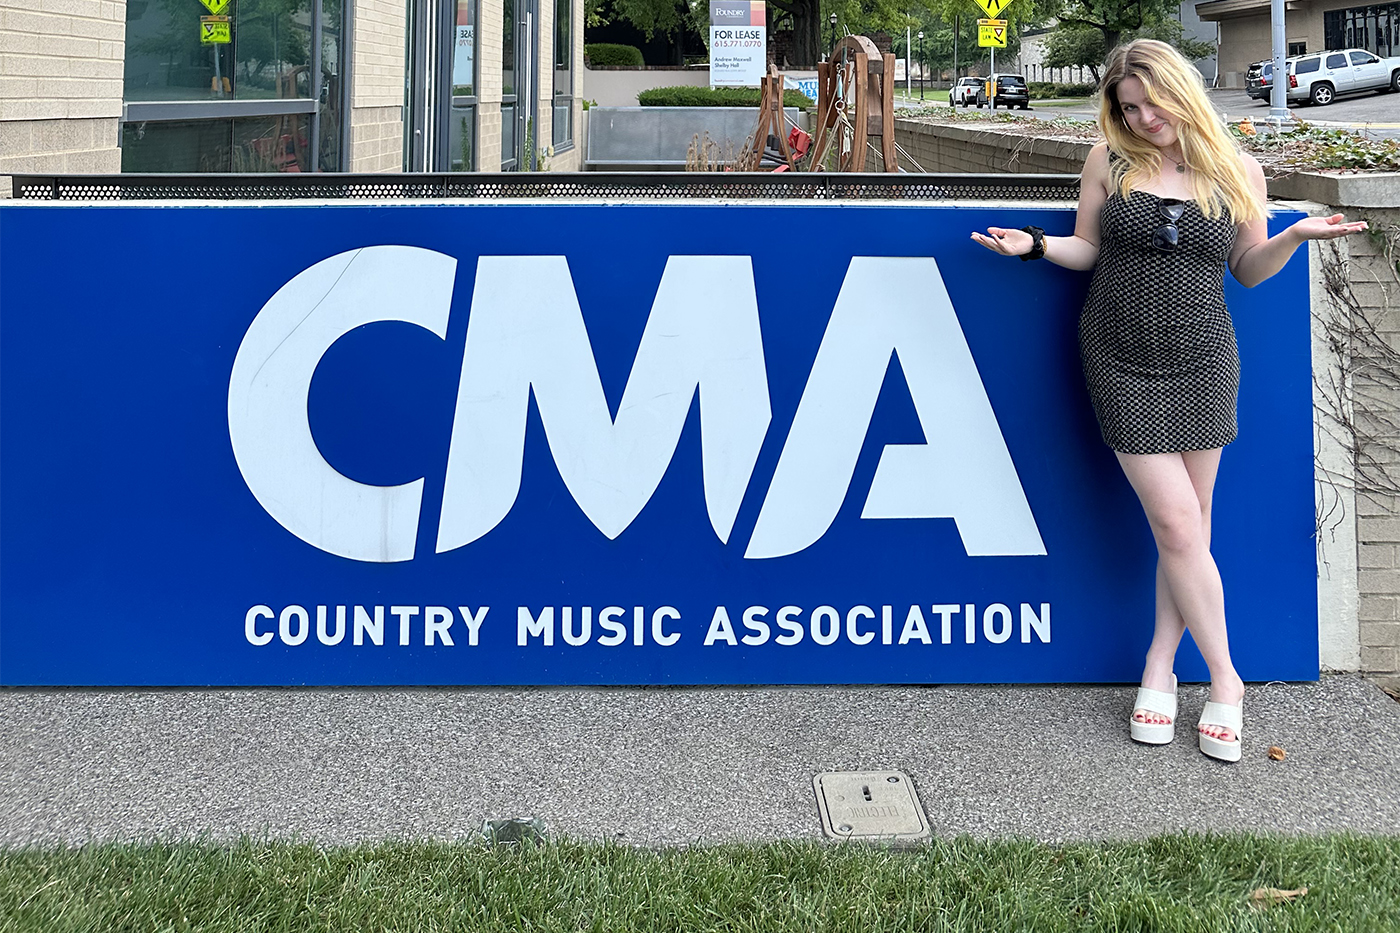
[813, 770, 929, 840]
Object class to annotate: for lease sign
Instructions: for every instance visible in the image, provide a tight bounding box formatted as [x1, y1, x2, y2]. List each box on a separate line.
[710, 1, 766, 86]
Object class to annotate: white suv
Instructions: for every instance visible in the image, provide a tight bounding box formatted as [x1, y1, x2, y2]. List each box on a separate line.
[1287, 48, 1400, 105]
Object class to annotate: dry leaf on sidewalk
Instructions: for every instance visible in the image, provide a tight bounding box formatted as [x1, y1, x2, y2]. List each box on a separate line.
[1268, 746, 1287, 761]
[1249, 886, 1308, 908]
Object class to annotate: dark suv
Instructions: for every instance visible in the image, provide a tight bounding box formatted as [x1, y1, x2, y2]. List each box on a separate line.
[976, 73, 1030, 110]
[1245, 60, 1274, 101]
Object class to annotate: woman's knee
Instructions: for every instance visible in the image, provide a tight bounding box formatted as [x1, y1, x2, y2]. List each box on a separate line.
[1148, 505, 1206, 554]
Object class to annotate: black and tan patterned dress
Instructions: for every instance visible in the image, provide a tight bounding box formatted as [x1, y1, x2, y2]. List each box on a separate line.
[1079, 188, 1240, 455]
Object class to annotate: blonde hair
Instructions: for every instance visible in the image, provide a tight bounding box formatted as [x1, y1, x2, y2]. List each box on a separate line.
[1097, 39, 1266, 224]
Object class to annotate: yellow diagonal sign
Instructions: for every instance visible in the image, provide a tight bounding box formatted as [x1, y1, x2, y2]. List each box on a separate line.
[200, 0, 230, 15]
[972, 0, 1012, 18]
[978, 18, 1007, 48]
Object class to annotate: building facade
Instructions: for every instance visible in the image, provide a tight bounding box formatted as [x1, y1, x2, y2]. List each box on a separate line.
[0, 0, 584, 187]
[1197, 0, 1399, 87]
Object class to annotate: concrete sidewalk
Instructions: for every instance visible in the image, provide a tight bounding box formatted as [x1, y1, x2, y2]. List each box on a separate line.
[1, 676, 1397, 847]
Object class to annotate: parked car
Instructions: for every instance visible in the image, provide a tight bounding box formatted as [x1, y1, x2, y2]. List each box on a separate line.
[1286, 48, 1400, 105]
[949, 76, 982, 107]
[976, 73, 1030, 109]
[1245, 59, 1274, 101]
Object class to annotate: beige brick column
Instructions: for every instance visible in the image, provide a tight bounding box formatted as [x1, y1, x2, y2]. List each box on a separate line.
[349, 0, 407, 172]
[477, 0, 502, 170]
[0, 0, 125, 196]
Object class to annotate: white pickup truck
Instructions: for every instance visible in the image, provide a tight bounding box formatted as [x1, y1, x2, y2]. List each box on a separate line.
[1286, 48, 1400, 105]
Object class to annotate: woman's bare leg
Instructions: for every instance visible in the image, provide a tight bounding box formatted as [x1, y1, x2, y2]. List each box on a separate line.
[1119, 448, 1243, 741]
[1134, 449, 1219, 724]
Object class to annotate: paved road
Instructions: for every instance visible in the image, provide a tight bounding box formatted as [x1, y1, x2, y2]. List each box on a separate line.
[2, 677, 1397, 846]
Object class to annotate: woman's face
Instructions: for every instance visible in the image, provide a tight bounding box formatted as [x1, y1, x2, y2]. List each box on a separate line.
[1115, 75, 1180, 150]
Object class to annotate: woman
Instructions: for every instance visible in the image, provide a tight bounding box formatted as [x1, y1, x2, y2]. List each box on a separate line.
[973, 39, 1365, 762]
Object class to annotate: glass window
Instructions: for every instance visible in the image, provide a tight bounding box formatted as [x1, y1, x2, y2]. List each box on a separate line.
[448, 106, 475, 171]
[1295, 57, 1319, 74]
[1326, 53, 1347, 68]
[503, 0, 515, 98]
[1324, 5, 1400, 57]
[121, 114, 311, 172]
[318, 0, 344, 172]
[501, 102, 516, 166]
[452, 0, 475, 96]
[553, 0, 572, 148]
[123, 0, 313, 101]
[1287, 42, 1305, 56]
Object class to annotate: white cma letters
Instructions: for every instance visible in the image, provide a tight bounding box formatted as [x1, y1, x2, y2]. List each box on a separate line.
[227, 246, 456, 562]
[436, 255, 771, 551]
[229, 247, 1044, 562]
[745, 257, 1045, 558]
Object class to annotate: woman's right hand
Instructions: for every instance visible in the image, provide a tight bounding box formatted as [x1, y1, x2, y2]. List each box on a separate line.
[971, 227, 1035, 257]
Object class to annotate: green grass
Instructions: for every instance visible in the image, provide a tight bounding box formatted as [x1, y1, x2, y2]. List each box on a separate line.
[1, 834, 1397, 932]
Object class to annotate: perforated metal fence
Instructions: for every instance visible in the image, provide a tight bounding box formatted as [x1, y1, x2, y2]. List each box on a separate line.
[10, 173, 1080, 202]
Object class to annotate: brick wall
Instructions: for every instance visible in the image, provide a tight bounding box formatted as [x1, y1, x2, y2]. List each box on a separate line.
[476, 0, 502, 170]
[0, 0, 124, 194]
[349, 0, 406, 172]
[348, 106, 404, 173]
[888, 118, 1090, 174]
[1339, 208, 1400, 686]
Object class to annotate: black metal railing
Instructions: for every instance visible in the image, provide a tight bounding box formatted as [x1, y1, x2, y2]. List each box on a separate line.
[10, 172, 1080, 202]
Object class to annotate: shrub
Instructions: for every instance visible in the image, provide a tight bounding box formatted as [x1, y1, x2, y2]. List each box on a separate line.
[1028, 82, 1098, 100]
[637, 86, 814, 109]
[585, 44, 644, 67]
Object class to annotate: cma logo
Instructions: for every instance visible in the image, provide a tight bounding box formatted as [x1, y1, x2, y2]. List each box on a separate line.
[228, 247, 1045, 563]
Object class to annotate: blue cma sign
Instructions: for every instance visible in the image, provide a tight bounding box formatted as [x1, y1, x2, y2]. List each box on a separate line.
[0, 202, 1318, 685]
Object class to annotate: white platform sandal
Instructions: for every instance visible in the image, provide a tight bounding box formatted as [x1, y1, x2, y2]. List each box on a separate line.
[1198, 699, 1243, 762]
[1129, 674, 1177, 745]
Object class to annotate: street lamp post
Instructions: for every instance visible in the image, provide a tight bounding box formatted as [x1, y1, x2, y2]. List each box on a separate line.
[828, 13, 837, 57]
[917, 31, 924, 100]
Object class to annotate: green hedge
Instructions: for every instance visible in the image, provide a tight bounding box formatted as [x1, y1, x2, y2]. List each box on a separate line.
[1028, 82, 1098, 100]
[585, 43, 644, 67]
[637, 86, 814, 109]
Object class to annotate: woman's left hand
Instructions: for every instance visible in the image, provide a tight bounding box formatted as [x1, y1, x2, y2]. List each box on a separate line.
[1291, 213, 1369, 241]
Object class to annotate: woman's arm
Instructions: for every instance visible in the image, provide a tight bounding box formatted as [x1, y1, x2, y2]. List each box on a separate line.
[1228, 153, 1368, 288]
[970, 142, 1110, 271]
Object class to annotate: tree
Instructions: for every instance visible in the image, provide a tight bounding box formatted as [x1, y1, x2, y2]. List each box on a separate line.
[1043, 26, 1105, 81]
[1043, 14, 1217, 84]
[1053, 0, 1189, 53]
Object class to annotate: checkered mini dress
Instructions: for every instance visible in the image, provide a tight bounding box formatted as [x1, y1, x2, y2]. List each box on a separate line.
[1079, 189, 1240, 455]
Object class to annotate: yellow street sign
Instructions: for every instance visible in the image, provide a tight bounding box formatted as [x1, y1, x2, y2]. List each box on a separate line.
[972, 0, 1012, 18]
[200, 0, 230, 15]
[978, 19, 1007, 48]
[200, 15, 230, 44]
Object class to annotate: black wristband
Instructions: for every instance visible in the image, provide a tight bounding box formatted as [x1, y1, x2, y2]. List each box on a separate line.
[1019, 225, 1046, 261]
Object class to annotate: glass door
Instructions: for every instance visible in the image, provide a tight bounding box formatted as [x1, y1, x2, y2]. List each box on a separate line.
[501, 0, 537, 171]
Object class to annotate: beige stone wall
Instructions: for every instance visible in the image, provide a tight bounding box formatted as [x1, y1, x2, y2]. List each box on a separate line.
[476, 0, 502, 169]
[889, 118, 1092, 174]
[0, 0, 125, 194]
[349, 105, 405, 172]
[1337, 208, 1400, 686]
[349, 0, 407, 172]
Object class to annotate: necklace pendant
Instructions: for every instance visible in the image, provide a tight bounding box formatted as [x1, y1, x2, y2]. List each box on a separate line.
[1175, 163, 1186, 174]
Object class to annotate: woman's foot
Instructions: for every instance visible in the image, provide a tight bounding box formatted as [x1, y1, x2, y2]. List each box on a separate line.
[1198, 677, 1245, 763]
[1130, 673, 1177, 745]
[1198, 677, 1245, 743]
[1132, 665, 1177, 729]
